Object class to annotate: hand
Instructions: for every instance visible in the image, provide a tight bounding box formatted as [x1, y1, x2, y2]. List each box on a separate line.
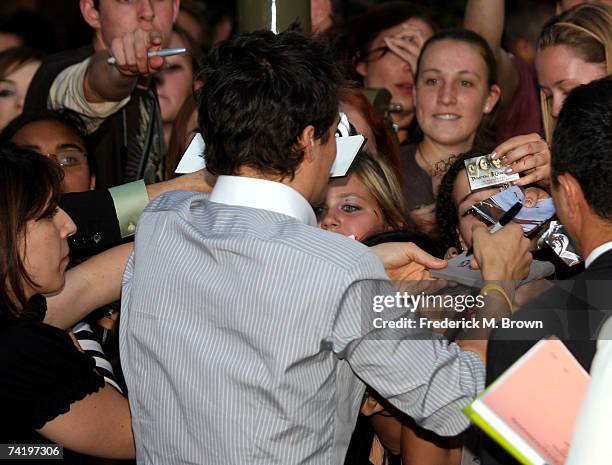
[471, 223, 532, 283]
[109, 29, 165, 77]
[383, 23, 428, 74]
[522, 186, 550, 207]
[371, 242, 447, 281]
[145, 170, 216, 200]
[491, 133, 551, 188]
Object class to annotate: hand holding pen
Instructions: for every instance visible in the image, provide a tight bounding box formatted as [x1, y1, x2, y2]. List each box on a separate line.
[106, 29, 185, 76]
[466, 201, 523, 256]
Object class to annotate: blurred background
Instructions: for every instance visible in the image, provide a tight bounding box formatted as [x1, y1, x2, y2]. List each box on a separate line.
[0, 0, 559, 53]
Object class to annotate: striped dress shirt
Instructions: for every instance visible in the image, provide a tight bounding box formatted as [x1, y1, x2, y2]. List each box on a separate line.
[120, 176, 485, 465]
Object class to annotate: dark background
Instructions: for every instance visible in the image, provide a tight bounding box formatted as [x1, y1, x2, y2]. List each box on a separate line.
[0, 0, 559, 53]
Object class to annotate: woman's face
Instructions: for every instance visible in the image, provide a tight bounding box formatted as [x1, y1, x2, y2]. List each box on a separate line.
[156, 32, 194, 124]
[415, 39, 500, 147]
[0, 60, 41, 131]
[452, 169, 500, 249]
[11, 120, 95, 193]
[535, 44, 606, 118]
[20, 207, 76, 299]
[356, 18, 434, 129]
[316, 173, 388, 242]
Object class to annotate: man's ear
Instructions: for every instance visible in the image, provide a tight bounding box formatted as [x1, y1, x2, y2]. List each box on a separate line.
[557, 172, 584, 218]
[297, 125, 316, 162]
[80, 0, 101, 30]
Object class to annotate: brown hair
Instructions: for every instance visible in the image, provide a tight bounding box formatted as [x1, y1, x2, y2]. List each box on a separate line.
[537, 3, 612, 141]
[0, 143, 62, 317]
[339, 85, 401, 177]
[349, 151, 414, 232]
[0, 46, 42, 81]
[165, 93, 198, 179]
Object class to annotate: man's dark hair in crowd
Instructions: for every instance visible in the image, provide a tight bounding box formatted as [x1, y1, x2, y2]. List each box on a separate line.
[551, 76, 612, 220]
[199, 30, 342, 179]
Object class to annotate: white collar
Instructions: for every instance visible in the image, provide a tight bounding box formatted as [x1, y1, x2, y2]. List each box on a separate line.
[208, 175, 316, 227]
[585, 241, 612, 268]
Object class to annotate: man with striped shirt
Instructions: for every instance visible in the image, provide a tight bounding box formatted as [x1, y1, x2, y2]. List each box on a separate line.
[119, 30, 531, 464]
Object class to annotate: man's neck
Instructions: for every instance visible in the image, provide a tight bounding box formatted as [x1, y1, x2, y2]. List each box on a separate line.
[236, 167, 310, 202]
[92, 33, 106, 52]
[577, 218, 612, 262]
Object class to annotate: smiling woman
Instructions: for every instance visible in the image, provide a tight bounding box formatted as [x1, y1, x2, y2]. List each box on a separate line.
[398, 28, 501, 235]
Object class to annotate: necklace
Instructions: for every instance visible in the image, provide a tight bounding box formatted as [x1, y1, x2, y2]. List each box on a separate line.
[417, 146, 458, 178]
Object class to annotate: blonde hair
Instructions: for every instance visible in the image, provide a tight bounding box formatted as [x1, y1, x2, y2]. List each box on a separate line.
[350, 151, 413, 231]
[537, 3, 612, 141]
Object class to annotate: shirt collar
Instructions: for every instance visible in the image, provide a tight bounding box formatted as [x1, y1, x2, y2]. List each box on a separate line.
[209, 175, 317, 227]
[585, 241, 612, 268]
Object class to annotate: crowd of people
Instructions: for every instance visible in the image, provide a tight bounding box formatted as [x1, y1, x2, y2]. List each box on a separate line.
[1, 0, 612, 464]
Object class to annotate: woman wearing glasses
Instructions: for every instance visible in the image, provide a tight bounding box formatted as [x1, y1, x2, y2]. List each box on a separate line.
[2, 109, 96, 193]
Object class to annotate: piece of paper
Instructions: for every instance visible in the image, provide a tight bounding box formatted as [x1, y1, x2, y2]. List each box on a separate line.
[429, 251, 554, 288]
[465, 154, 520, 190]
[472, 186, 556, 235]
[174, 133, 206, 174]
[174, 133, 364, 178]
[466, 339, 590, 465]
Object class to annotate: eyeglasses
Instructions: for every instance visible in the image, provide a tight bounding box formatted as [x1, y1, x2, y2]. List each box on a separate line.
[360, 45, 391, 62]
[45, 150, 87, 168]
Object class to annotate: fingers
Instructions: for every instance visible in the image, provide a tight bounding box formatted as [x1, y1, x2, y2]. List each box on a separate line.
[383, 37, 419, 71]
[522, 187, 549, 207]
[109, 29, 164, 76]
[491, 133, 542, 162]
[403, 242, 448, 270]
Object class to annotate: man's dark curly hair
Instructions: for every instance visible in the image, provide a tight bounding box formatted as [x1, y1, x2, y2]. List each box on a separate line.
[435, 150, 488, 253]
[198, 30, 343, 179]
[551, 76, 612, 220]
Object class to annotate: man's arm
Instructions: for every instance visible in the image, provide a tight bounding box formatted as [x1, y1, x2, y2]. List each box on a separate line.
[84, 29, 166, 103]
[464, 0, 518, 106]
[62, 171, 215, 255]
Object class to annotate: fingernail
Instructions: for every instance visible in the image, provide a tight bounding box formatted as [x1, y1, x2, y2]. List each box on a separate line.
[490, 151, 497, 160]
[505, 167, 513, 174]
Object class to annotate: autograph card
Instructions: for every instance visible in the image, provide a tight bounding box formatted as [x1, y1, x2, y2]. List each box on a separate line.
[464, 154, 519, 190]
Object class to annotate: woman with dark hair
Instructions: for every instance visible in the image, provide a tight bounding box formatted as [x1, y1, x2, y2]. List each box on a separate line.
[2, 108, 97, 193]
[0, 46, 42, 131]
[399, 28, 501, 235]
[328, 1, 436, 143]
[0, 143, 134, 460]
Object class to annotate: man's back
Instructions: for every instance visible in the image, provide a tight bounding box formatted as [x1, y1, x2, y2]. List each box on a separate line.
[120, 190, 390, 464]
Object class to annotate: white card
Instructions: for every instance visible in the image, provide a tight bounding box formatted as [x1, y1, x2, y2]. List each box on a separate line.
[174, 133, 206, 174]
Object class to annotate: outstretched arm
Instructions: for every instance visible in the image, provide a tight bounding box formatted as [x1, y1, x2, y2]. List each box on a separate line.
[44, 243, 133, 330]
[464, 0, 518, 106]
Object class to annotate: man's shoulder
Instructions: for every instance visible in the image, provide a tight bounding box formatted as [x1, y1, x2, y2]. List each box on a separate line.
[139, 190, 384, 274]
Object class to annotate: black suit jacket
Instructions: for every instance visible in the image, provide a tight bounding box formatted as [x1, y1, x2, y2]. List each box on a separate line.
[60, 189, 124, 257]
[481, 249, 612, 465]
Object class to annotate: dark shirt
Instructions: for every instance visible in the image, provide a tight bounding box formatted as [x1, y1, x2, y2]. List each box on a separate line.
[398, 144, 435, 211]
[0, 297, 104, 462]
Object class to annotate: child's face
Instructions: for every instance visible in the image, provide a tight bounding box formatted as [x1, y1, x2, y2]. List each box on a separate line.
[316, 173, 388, 241]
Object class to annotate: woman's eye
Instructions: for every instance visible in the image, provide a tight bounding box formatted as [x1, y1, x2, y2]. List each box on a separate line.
[0, 89, 15, 98]
[342, 204, 360, 213]
[460, 80, 473, 88]
[425, 78, 438, 86]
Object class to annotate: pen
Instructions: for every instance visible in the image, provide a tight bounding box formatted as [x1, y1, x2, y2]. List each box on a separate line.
[466, 201, 523, 256]
[106, 47, 187, 65]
